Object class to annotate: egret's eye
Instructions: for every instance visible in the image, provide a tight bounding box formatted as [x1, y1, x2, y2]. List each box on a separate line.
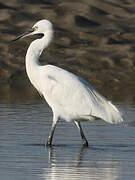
[33, 26, 38, 31]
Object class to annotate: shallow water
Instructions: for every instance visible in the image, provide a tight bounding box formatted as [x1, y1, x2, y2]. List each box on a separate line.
[0, 101, 135, 180]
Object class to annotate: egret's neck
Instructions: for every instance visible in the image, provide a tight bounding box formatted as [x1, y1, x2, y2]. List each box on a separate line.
[26, 30, 53, 66]
[25, 30, 53, 92]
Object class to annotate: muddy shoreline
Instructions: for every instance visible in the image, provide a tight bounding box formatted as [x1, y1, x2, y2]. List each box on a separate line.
[0, 0, 135, 102]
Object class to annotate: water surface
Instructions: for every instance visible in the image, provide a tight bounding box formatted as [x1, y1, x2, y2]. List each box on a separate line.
[0, 101, 135, 180]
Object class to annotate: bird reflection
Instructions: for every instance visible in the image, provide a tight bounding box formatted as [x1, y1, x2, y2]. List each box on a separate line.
[48, 146, 88, 168]
[41, 146, 121, 180]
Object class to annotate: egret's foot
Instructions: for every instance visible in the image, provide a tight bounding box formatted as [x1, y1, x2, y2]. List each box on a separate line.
[46, 140, 52, 147]
[82, 139, 89, 147]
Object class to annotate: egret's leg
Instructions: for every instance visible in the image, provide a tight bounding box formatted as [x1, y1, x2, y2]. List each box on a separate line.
[46, 121, 57, 146]
[75, 121, 88, 147]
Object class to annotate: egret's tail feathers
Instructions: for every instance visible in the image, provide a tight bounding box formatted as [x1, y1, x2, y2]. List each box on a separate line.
[87, 86, 124, 124]
[103, 101, 123, 124]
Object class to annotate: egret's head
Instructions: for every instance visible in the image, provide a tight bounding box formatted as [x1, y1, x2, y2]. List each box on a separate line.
[33, 20, 53, 34]
[12, 19, 53, 41]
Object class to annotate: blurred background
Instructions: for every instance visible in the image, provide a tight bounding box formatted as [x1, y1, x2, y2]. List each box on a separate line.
[0, 0, 135, 103]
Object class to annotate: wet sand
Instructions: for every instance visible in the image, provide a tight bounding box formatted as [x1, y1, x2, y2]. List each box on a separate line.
[0, 0, 135, 99]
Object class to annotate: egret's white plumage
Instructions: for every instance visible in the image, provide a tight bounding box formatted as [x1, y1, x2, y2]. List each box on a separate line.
[13, 19, 123, 146]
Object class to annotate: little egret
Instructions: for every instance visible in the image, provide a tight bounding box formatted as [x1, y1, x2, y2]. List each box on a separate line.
[12, 20, 123, 146]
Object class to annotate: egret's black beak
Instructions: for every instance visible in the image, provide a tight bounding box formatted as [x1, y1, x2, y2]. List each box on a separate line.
[12, 28, 34, 41]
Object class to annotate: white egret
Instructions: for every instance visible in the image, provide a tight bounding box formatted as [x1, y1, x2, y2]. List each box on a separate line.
[12, 19, 123, 146]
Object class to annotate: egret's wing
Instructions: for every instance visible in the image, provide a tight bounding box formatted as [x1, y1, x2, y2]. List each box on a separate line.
[40, 65, 123, 124]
